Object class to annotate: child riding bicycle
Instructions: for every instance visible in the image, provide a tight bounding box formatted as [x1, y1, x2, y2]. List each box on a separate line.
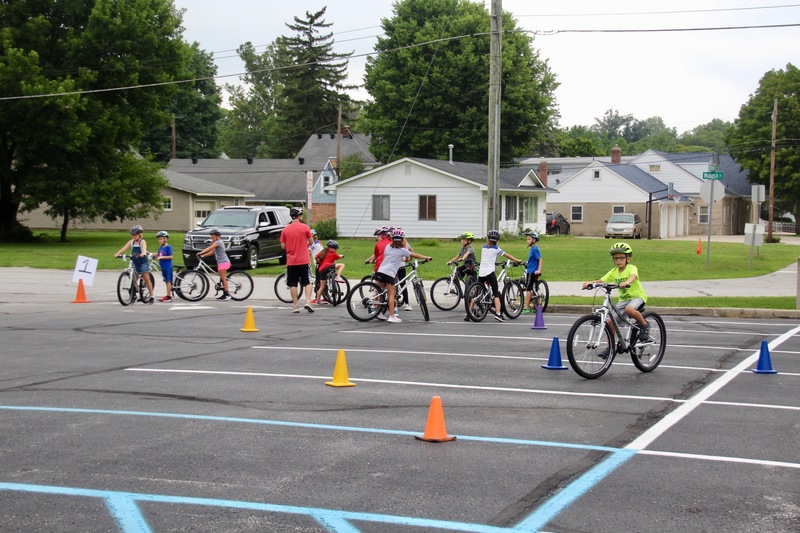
[374, 228, 432, 323]
[114, 225, 155, 304]
[197, 228, 232, 301]
[467, 230, 522, 322]
[313, 239, 345, 305]
[523, 231, 543, 313]
[582, 242, 653, 353]
[446, 232, 478, 282]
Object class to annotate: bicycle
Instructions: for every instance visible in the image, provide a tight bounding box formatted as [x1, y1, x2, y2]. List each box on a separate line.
[346, 259, 431, 322]
[463, 260, 524, 321]
[429, 260, 477, 311]
[115, 254, 154, 306]
[173, 256, 254, 301]
[565, 283, 666, 379]
[516, 272, 549, 313]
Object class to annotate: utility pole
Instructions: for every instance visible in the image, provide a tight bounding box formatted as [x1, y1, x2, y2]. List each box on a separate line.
[336, 103, 343, 177]
[768, 98, 778, 243]
[487, 0, 502, 235]
[171, 114, 176, 160]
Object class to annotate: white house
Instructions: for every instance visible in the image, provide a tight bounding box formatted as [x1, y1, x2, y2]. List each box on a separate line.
[328, 157, 556, 238]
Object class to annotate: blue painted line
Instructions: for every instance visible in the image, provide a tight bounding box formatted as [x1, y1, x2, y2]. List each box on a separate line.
[105, 493, 153, 533]
[0, 405, 620, 453]
[513, 449, 638, 531]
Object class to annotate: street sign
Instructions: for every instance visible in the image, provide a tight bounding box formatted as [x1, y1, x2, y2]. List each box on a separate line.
[703, 171, 723, 180]
[699, 179, 724, 204]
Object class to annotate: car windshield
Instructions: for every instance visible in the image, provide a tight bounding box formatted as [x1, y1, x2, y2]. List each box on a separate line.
[202, 211, 256, 228]
[608, 214, 633, 223]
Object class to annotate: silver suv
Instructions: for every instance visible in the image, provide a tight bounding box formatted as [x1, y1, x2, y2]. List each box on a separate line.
[605, 213, 643, 239]
[182, 206, 291, 269]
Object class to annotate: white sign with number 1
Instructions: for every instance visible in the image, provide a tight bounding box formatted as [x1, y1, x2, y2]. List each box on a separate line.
[73, 255, 99, 287]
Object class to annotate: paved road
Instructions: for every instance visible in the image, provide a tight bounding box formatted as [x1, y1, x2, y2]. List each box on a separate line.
[1, 289, 797, 532]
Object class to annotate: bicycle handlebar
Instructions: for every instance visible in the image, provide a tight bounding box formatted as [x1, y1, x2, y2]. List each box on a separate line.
[584, 282, 619, 291]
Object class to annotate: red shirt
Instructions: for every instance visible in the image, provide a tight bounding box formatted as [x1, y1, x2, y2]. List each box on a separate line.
[373, 236, 391, 272]
[280, 221, 312, 266]
[316, 249, 342, 271]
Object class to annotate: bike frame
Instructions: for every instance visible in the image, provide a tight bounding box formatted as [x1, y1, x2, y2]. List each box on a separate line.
[587, 285, 639, 353]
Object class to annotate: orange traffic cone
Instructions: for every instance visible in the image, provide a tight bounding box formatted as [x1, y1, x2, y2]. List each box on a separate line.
[696, 239, 702, 255]
[71, 279, 91, 303]
[240, 306, 259, 332]
[415, 396, 456, 442]
[325, 349, 356, 387]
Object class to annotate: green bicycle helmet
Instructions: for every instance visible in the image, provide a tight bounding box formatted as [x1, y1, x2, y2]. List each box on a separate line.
[460, 232, 474, 240]
[609, 242, 632, 256]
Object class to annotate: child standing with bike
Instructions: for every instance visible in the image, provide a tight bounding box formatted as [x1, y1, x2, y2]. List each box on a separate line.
[197, 228, 232, 301]
[375, 228, 432, 323]
[446, 232, 477, 281]
[523, 231, 543, 313]
[582, 242, 652, 348]
[114, 225, 155, 304]
[155, 230, 174, 303]
[312, 240, 345, 305]
[468, 230, 522, 322]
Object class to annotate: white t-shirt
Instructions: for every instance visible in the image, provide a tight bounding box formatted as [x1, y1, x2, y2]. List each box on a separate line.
[478, 244, 504, 277]
[378, 244, 412, 278]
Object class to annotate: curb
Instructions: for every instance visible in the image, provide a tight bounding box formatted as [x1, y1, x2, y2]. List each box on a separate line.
[549, 305, 800, 320]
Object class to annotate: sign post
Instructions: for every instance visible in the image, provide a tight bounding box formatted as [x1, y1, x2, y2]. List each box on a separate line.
[700, 172, 724, 269]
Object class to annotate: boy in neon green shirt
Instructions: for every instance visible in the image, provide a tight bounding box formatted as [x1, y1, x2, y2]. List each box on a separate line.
[583, 242, 653, 348]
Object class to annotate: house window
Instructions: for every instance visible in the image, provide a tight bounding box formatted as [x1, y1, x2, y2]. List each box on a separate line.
[504, 196, 517, 221]
[418, 195, 436, 220]
[649, 164, 661, 173]
[592, 170, 601, 179]
[612, 205, 625, 214]
[571, 205, 583, 222]
[162, 196, 173, 211]
[698, 205, 709, 224]
[522, 197, 537, 225]
[323, 174, 332, 188]
[372, 195, 390, 220]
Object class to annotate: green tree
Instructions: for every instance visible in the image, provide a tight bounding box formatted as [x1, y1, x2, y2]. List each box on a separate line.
[361, 0, 558, 164]
[0, 0, 187, 240]
[338, 153, 365, 179]
[141, 43, 223, 162]
[556, 126, 606, 157]
[677, 118, 731, 152]
[591, 109, 634, 141]
[269, 8, 355, 158]
[726, 63, 800, 227]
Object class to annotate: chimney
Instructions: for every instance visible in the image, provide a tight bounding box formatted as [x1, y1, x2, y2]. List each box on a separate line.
[611, 146, 622, 164]
[298, 157, 305, 165]
[448, 144, 454, 165]
[317, 133, 322, 139]
[538, 161, 548, 187]
[191, 156, 198, 164]
[330, 133, 335, 139]
[246, 156, 253, 165]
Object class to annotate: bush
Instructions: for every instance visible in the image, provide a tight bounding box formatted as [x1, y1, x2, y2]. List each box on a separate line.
[0, 223, 34, 242]
[313, 218, 337, 240]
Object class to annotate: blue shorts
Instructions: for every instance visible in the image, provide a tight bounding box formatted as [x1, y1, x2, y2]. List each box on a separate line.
[161, 266, 173, 283]
[133, 260, 150, 274]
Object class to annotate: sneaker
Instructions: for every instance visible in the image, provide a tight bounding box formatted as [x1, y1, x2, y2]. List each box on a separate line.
[638, 325, 653, 343]
[292, 307, 300, 313]
[131, 294, 138, 304]
[403, 304, 413, 311]
[218, 293, 232, 301]
[522, 308, 534, 314]
[309, 298, 318, 304]
[146, 297, 154, 305]
[336, 277, 346, 283]
[158, 296, 172, 303]
[387, 315, 402, 323]
[464, 315, 471, 322]
[493, 312, 505, 322]
[304, 303, 315, 313]
[376, 312, 388, 321]
[597, 347, 610, 360]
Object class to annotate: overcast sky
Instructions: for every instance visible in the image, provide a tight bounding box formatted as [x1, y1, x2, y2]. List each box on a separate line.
[173, 0, 798, 134]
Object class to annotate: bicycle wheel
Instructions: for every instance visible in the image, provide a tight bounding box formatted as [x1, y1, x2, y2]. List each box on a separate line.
[430, 276, 461, 311]
[566, 314, 615, 379]
[346, 281, 384, 321]
[117, 271, 136, 306]
[174, 270, 209, 302]
[465, 282, 489, 322]
[273, 273, 295, 303]
[534, 279, 550, 313]
[631, 312, 666, 372]
[139, 273, 155, 303]
[227, 271, 254, 301]
[501, 281, 524, 319]
[325, 274, 350, 307]
[413, 279, 429, 321]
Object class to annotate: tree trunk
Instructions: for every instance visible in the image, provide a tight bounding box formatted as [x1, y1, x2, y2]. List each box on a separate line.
[60, 212, 70, 242]
[0, 197, 21, 238]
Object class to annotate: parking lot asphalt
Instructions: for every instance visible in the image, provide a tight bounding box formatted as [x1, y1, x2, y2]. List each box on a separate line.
[1, 266, 798, 532]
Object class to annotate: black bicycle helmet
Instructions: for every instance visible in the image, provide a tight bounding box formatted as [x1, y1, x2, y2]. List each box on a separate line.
[609, 242, 632, 256]
[326, 239, 339, 249]
[487, 229, 501, 242]
[130, 225, 143, 235]
[290, 207, 303, 219]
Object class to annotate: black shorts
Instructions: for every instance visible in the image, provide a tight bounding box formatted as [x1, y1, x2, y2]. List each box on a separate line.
[525, 273, 540, 291]
[286, 264, 311, 287]
[373, 272, 395, 285]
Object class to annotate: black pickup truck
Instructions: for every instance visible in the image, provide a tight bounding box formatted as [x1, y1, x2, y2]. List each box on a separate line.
[182, 206, 290, 269]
